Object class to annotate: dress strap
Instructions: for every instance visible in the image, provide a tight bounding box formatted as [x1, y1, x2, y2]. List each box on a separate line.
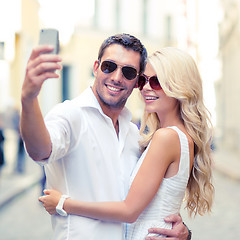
[167, 126, 190, 177]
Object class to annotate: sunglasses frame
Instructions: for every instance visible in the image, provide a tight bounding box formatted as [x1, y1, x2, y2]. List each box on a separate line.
[138, 74, 162, 91]
[99, 60, 138, 80]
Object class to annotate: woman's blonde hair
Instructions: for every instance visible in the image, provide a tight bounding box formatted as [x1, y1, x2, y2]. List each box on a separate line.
[139, 47, 214, 217]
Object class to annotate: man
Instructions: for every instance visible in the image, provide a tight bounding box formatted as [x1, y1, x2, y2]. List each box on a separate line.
[21, 33, 190, 240]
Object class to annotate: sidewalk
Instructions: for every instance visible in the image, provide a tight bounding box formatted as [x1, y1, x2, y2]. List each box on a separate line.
[0, 155, 43, 209]
[213, 149, 240, 181]
[0, 129, 44, 209]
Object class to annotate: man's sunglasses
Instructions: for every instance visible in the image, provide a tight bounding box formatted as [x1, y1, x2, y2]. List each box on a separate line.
[138, 74, 162, 91]
[100, 60, 138, 80]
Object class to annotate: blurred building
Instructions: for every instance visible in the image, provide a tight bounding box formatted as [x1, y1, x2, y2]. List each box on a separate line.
[39, 0, 192, 120]
[0, 0, 40, 171]
[0, 0, 40, 111]
[1, 0, 219, 125]
[216, 0, 240, 157]
[37, 0, 211, 122]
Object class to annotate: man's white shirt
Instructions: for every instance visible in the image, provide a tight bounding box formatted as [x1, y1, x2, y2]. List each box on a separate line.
[38, 87, 140, 240]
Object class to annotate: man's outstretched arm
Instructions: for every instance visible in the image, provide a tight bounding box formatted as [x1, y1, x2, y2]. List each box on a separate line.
[20, 45, 62, 161]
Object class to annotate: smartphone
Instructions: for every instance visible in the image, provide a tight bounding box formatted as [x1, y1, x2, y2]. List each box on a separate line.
[39, 28, 59, 54]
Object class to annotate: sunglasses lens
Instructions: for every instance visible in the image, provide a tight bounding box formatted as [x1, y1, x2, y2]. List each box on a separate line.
[150, 76, 161, 90]
[138, 75, 161, 90]
[138, 75, 146, 90]
[101, 61, 117, 74]
[101, 61, 137, 80]
[122, 67, 137, 80]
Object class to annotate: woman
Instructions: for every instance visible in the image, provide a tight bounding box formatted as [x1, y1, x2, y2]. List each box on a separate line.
[39, 47, 214, 239]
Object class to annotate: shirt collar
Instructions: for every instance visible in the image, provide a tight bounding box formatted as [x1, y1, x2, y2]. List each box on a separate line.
[74, 87, 133, 123]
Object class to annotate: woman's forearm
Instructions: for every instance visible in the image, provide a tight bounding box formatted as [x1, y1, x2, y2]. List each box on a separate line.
[64, 199, 139, 223]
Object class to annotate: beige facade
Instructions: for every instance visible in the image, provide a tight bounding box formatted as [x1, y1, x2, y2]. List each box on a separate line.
[3, 0, 218, 126]
[36, 0, 187, 120]
[5, 0, 40, 110]
[216, 0, 240, 155]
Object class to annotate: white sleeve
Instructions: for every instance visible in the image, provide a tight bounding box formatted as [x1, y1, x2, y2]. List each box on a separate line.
[39, 101, 73, 165]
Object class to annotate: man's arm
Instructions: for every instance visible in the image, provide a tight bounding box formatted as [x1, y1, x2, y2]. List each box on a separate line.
[20, 45, 62, 161]
[146, 214, 191, 240]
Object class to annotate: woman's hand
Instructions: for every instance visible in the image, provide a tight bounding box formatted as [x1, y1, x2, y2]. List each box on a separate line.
[39, 189, 62, 215]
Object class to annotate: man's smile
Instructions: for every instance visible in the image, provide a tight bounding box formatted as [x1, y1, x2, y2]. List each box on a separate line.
[105, 84, 124, 93]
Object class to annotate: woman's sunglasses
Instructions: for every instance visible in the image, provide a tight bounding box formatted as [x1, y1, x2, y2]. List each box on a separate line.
[138, 74, 162, 91]
[100, 60, 138, 80]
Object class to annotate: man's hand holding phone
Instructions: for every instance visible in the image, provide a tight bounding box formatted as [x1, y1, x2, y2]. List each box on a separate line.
[20, 29, 62, 161]
[22, 29, 62, 102]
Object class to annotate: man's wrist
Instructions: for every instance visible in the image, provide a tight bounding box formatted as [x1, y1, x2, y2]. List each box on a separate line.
[183, 222, 192, 240]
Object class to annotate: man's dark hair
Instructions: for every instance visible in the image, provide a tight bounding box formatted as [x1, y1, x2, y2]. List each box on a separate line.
[98, 33, 147, 75]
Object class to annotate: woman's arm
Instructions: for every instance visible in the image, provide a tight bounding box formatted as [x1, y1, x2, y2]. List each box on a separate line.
[39, 128, 180, 223]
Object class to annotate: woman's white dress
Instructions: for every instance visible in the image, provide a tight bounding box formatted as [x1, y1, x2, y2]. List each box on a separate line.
[125, 126, 190, 239]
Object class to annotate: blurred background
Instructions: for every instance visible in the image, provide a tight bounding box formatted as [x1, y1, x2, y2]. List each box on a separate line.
[0, 0, 239, 239]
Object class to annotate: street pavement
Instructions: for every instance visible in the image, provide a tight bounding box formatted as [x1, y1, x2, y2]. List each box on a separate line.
[0, 148, 240, 239]
[1, 169, 240, 240]
[181, 170, 240, 239]
[0, 184, 52, 240]
[180, 150, 240, 239]
[0, 154, 43, 209]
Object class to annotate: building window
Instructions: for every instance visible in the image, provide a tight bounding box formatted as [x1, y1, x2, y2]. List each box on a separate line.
[165, 15, 172, 43]
[143, 0, 147, 35]
[62, 65, 70, 101]
[115, 0, 120, 31]
[0, 42, 4, 60]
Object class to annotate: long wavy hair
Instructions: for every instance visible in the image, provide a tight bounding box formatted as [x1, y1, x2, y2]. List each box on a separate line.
[139, 47, 214, 217]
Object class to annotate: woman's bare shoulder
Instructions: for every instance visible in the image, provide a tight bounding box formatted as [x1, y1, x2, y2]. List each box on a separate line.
[152, 127, 180, 145]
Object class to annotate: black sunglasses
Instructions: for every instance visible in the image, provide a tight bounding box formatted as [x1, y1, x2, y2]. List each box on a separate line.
[100, 60, 138, 80]
[138, 74, 162, 91]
